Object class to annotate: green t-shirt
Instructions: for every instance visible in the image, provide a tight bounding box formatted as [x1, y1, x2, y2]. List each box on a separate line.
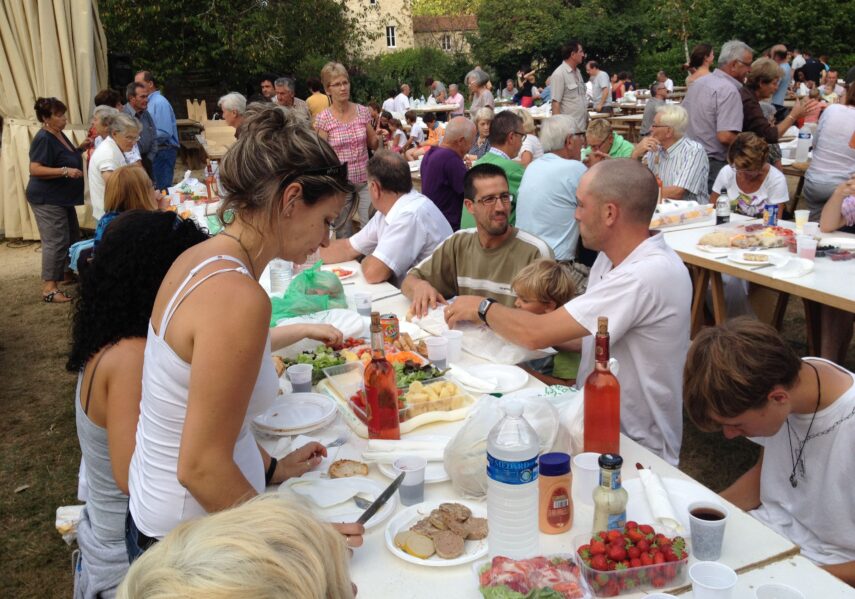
[460, 150, 526, 229]
[408, 228, 553, 307]
[552, 350, 581, 380]
[581, 132, 635, 161]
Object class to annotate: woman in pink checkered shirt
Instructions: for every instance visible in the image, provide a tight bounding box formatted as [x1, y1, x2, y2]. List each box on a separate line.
[316, 62, 380, 238]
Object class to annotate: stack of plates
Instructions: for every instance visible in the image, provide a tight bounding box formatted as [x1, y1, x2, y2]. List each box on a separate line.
[253, 393, 337, 436]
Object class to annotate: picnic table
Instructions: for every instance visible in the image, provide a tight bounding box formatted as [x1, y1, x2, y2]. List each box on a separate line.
[607, 113, 643, 142]
[255, 261, 848, 597]
[407, 104, 459, 115]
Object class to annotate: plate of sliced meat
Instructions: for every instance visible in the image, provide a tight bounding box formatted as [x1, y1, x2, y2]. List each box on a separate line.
[386, 500, 488, 567]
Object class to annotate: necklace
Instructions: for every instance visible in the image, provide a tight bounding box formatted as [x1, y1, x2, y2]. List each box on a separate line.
[786, 361, 822, 488]
[219, 230, 257, 279]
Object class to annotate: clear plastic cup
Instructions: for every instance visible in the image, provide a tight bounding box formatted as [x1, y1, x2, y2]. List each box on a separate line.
[688, 500, 729, 560]
[353, 292, 372, 317]
[689, 562, 737, 599]
[424, 336, 448, 370]
[755, 583, 805, 599]
[796, 235, 818, 260]
[441, 329, 463, 363]
[803, 222, 820, 238]
[794, 209, 810, 233]
[286, 364, 313, 393]
[571, 452, 601, 506]
[393, 455, 427, 506]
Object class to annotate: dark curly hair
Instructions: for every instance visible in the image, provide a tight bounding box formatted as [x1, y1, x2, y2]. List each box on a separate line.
[67, 211, 208, 372]
[34, 97, 67, 122]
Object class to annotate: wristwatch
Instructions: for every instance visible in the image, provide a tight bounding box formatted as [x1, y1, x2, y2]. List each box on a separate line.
[477, 298, 496, 326]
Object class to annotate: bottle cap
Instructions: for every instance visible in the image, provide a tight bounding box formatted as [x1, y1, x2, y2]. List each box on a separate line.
[598, 453, 623, 470]
[503, 400, 523, 418]
[539, 452, 571, 476]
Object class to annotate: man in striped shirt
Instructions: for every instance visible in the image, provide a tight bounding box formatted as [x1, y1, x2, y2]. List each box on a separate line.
[402, 163, 553, 317]
[631, 104, 709, 204]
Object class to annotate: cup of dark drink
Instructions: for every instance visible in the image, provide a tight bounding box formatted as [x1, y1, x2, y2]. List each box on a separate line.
[688, 501, 729, 560]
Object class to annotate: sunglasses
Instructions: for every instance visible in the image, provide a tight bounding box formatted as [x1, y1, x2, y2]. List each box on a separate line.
[275, 163, 349, 197]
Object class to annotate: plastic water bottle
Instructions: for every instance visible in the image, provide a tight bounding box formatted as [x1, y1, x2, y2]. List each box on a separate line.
[795, 124, 811, 162]
[269, 259, 292, 295]
[486, 400, 540, 559]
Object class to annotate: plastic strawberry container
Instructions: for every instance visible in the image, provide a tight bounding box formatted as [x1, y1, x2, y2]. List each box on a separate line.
[572, 532, 689, 597]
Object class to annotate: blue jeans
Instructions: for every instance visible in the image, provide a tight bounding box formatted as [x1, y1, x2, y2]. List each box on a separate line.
[152, 146, 178, 190]
[124, 510, 158, 563]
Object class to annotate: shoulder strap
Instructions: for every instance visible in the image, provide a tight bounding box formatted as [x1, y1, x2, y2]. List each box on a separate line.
[83, 345, 113, 415]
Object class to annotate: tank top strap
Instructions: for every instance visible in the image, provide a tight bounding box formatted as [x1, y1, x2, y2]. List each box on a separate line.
[157, 254, 252, 337]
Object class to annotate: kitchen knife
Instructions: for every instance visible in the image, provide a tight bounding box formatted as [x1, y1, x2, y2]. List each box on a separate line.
[356, 472, 405, 525]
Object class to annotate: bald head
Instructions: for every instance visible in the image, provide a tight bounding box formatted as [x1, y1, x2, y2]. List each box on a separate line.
[586, 159, 658, 224]
[442, 116, 476, 158]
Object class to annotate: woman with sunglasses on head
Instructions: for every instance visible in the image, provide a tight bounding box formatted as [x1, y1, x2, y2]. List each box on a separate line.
[126, 104, 364, 561]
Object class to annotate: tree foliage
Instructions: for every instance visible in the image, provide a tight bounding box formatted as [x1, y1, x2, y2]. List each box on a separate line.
[412, 0, 481, 16]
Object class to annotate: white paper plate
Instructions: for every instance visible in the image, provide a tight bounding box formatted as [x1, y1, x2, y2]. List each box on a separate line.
[623, 477, 721, 536]
[281, 475, 394, 529]
[822, 237, 855, 250]
[253, 393, 337, 435]
[376, 435, 451, 483]
[327, 266, 356, 280]
[385, 500, 488, 567]
[727, 250, 789, 266]
[463, 364, 529, 394]
[696, 244, 730, 254]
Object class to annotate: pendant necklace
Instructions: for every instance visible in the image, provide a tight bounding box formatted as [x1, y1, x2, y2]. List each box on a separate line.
[786, 361, 821, 488]
[219, 230, 257, 279]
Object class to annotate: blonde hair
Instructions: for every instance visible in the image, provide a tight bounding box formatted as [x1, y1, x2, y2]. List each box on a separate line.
[474, 107, 494, 125]
[513, 108, 536, 134]
[104, 166, 157, 212]
[585, 118, 612, 142]
[746, 57, 783, 89]
[512, 259, 576, 306]
[117, 494, 354, 599]
[320, 62, 349, 91]
[110, 112, 142, 136]
[655, 104, 689, 136]
[727, 132, 769, 170]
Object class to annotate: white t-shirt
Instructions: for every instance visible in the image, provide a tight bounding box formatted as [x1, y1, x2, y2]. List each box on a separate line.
[664, 78, 674, 92]
[382, 98, 396, 114]
[517, 135, 544, 162]
[88, 136, 128, 220]
[349, 191, 453, 286]
[409, 124, 426, 145]
[390, 129, 408, 150]
[806, 104, 855, 186]
[565, 233, 692, 465]
[590, 71, 611, 106]
[713, 165, 789, 218]
[750, 358, 855, 565]
[392, 93, 411, 114]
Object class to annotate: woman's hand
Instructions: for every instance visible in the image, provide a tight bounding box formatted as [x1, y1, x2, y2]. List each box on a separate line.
[275, 441, 327, 481]
[333, 522, 365, 549]
[66, 168, 84, 179]
[305, 324, 344, 347]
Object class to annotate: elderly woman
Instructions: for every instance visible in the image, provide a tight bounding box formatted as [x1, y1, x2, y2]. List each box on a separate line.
[685, 44, 714, 87]
[467, 68, 495, 116]
[26, 97, 86, 303]
[217, 91, 247, 136]
[468, 107, 493, 159]
[126, 105, 363, 561]
[742, 58, 813, 144]
[314, 61, 380, 237]
[88, 112, 141, 220]
[710, 132, 789, 217]
[804, 84, 855, 220]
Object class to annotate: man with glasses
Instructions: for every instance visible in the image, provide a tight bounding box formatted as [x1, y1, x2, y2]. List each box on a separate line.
[581, 119, 634, 167]
[683, 40, 753, 192]
[461, 111, 526, 228]
[551, 40, 588, 132]
[403, 163, 552, 316]
[124, 82, 156, 177]
[631, 104, 709, 204]
[639, 82, 668, 137]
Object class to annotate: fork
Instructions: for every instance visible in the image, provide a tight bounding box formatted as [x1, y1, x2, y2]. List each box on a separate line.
[353, 494, 373, 509]
[326, 435, 348, 449]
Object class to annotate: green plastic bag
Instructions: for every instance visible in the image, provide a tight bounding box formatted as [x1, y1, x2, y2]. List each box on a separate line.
[269, 261, 347, 326]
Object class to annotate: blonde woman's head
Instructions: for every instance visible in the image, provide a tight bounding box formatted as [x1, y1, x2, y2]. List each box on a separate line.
[104, 166, 157, 213]
[117, 494, 354, 599]
[727, 132, 769, 171]
[513, 108, 536, 135]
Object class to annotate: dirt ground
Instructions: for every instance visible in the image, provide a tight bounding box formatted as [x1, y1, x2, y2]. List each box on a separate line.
[1, 225, 852, 597]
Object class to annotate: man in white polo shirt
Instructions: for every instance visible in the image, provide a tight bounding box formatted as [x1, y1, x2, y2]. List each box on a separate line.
[320, 150, 452, 286]
[444, 159, 692, 464]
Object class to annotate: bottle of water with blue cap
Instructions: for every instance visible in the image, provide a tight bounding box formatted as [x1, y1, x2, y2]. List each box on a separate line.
[486, 400, 540, 559]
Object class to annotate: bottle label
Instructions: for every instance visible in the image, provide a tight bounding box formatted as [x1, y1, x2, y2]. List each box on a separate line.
[547, 486, 571, 528]
[607, 511, 627, 531]
[600, 469, 622, 490]
[487, 453, 538, 485]
[798, 132, 811, 140]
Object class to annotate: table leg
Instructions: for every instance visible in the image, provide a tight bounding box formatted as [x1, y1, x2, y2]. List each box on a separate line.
[709, 272, 727, 325]
[690, 267, 710, 337]
[803, 299, 822, 355]
[771, 292, 790, 330]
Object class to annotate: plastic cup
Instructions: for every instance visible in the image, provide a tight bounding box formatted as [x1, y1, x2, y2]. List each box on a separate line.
[393, 455, 427, 506]
[572, 452, 601, 506]
[689, 561, 737, 599]
[755, 583, 805, 599]
[286, 363, 313, 393]
[424, 336, 448, 370]
[353, 292, 372, 317]
[442, 330, 463, 363]
[803, 222, 819, 238]
[794, 209, 809, 233]
[796, 235, 817, 260]
[688, 500, 729, 560]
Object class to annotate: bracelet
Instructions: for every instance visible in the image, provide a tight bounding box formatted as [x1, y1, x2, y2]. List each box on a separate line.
[265, 457, 278, 485]
[62, 166, 68, 178]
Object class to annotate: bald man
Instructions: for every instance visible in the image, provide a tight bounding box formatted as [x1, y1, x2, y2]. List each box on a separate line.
[420, 116, 477, 230]
[445, 159, 692, 465]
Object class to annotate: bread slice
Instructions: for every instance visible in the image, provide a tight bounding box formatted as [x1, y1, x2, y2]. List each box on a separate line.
[328, 459, 369, 479]
[272, 355, 287, 378]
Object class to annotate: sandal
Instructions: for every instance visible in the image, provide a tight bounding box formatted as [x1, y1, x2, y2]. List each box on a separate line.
[43, 290, 72, 303]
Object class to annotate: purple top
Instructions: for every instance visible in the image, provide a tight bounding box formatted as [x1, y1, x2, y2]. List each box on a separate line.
[419, 146, 468, 230]
[683, 68, 744, 162]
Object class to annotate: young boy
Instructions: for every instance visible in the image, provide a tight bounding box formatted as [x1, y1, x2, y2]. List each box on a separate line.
[683, 317, 855, 585]
[403, 110, 425, 154]
[511, 259, 581, 385]
[405, 112, 443, 161]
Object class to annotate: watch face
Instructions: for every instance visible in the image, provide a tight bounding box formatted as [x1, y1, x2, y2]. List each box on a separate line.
[479, 298, 491, 313]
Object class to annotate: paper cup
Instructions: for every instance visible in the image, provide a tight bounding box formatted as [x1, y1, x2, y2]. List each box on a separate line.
[794, 209, 809, 233]
[688, 500, 729, 560]
[796, 235, 817, 260]
[353, 292, 372, 317]
[442, 329, 463, 363]
[755, 583, 805, 599]
[689, 561, 737, 599]
[393, 455, 427, 506]
[803, 222, 819, 238]
[572, 452, 601, 506]
[424, 336, 448, 368]
[286, 364, 313, 393]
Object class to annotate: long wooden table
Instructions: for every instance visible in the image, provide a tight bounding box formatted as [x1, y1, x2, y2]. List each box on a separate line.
[607, 113, 643, 142]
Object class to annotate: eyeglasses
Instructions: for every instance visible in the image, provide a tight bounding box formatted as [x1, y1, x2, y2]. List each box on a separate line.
[328, 80, 350, 89]
[735, 168, 764, 177]
[475, 193, 513, 206]
[649, 124, 671, 129]
[276, 162, 350, 197]
[514, 130, 528, 142]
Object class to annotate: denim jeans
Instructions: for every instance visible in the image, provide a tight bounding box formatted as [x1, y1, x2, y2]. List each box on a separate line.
[124, 510, 158, 564]
[152, 146, 178, 190]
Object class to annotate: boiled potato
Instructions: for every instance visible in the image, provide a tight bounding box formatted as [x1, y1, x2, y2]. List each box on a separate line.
[443, 382, 458, 395]
[407, 392, 430, 404]
[409, 381, 424, 393]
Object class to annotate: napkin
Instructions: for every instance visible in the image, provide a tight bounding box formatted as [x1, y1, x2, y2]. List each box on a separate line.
[447, 365, 498, 393]
[282, 476, 374, 509]
[637, 468, 684, 534]
[361, 439, 447, 463]
[771, 258, 814, 280]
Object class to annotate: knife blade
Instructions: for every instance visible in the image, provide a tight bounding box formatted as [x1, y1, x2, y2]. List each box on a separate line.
[750, 262, 776, 271]
[356, 472, 405, 525]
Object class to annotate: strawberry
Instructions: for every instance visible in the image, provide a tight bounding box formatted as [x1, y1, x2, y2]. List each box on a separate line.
[590, 540, 606, 555]
[654, 533, 670, 545]
[625, 520, 638, 530]
[604, 580, 621, 597]
[652, 575, 667, 588]
[636, 538, 650, 552]
[607, 545, 627, 562]
[590, 554, 608, 571]
[627, 546, 641, 559]
[638, 524, 654, 535]
[640, 552, 653, 566]
[626, 528, 644, 543]
[607, 529, 623, 543]
[577, 544, 591, 560]
[630, 558, 642, 568]
[653, 551, 666, 565]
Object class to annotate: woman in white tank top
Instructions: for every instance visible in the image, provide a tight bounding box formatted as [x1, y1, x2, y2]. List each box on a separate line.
[127, 105, 365, 559]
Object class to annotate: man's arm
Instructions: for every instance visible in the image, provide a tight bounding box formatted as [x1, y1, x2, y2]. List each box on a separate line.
[719, 452, 763, 511]
[360, 255, 393, 284]
[551, 100, 561, 115]
[662, 185, 687, 199]
[596, 86, 609, 112]
[820, 561, 855, 586]
[318, 238, 360, 264]
[716, 131, 739, 146]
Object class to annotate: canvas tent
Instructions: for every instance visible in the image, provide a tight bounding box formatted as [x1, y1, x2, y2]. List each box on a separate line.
[0, 0, 108, 239]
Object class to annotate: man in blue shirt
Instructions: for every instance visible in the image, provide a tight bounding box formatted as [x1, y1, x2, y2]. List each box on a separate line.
[770, 46, 792, 122]
[135, 70, 179, 189]
[516, 115, 587, 266]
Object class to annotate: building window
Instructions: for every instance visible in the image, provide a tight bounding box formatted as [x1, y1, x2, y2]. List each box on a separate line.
[370, 0, 377, 4]
[441, 34, 452, 51]
[386, 25, 396, 48]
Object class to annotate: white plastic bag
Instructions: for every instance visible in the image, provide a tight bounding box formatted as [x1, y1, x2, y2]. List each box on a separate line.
[443, 395, 559, 499]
